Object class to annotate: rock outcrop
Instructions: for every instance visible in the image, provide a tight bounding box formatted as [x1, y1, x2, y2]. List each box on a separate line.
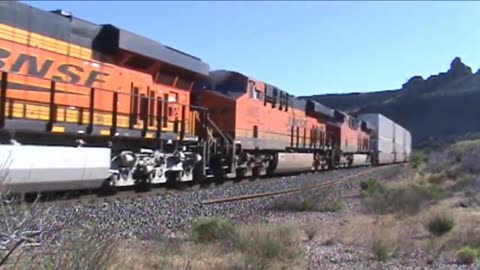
[302, 57, 480, 147]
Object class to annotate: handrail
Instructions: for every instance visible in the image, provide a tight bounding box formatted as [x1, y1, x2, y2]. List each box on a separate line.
[206, 115, 234, 144]
[0, 70, 198, 138]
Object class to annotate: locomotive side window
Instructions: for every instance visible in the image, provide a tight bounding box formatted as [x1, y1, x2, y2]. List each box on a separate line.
[253, 89, 260, 100]
[169, 92, 178, 102]
[249, 81, 255, 98]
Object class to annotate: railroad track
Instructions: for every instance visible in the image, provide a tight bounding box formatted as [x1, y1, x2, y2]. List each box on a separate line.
[32, 165, 381, 207]
[200, 165, 394, 205]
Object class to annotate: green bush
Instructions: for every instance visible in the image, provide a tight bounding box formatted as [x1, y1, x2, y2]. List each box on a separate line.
[320, 198, 345, 212]
[191, 217, 238, 245]
[426, 212, 455, 237]
[457, 246, 478, 264]
[370, 238, 390, 262]
[361, 177, 446, 215]
[411, 151, 427, 168]
[360, 178, 386, 198]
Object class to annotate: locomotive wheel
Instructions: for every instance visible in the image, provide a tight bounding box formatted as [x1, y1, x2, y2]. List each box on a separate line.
[100, 175, 118, 196]
[136, 174, 152, 192]
[250, 166, 261, 181]
[192, 163, 205, 184]
[23, 192, 39, 203]
[234, 168, 246, 183]
[166, 171, 181, 188]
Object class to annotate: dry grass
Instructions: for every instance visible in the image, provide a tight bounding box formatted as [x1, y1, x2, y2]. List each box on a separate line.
[303, 222, 318, 241]
[332, 214, 413, 251]
[108, 221, 305, 270]
[108, 239, 243, 270]
[319, 195, 480, 262]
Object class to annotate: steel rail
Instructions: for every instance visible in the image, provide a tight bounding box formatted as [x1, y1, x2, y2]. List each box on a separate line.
[200, 165, 390, 205]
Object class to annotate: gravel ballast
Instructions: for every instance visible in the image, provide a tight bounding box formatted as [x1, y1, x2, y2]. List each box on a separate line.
[7, 164, 474, 269]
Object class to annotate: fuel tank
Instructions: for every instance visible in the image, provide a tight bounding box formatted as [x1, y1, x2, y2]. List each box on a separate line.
[271, 153, 314, 174]
[351, 154, 368, 167]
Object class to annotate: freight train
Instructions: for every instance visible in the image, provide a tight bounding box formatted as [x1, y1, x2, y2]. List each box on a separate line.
[0, 2, 411, 196]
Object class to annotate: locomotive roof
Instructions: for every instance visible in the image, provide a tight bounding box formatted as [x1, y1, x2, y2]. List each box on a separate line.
[305, 100, 335, 119]
[209, 70, 312, 111]
[0, 1, 210, 76]
[95, 25, 210, 76]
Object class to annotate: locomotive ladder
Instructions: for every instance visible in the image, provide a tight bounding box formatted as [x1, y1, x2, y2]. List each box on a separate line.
[193, 109, 235, 177]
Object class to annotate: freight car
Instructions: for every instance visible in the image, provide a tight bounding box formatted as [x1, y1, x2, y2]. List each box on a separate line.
[357, 113, 411, 165]
[0, 1, 412, 197]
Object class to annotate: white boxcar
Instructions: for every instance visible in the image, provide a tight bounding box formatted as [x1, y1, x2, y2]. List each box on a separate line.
[394, 124, 406, 162]
[357, 113, 395, 165]
[404, 130, 412, 161]
[0, 145, 111, 193]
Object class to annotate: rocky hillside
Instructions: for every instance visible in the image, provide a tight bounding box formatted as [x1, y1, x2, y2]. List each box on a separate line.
[302, 58, 480, 147]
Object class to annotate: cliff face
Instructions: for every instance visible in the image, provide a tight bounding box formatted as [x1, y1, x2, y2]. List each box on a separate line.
[302, 58, 480, 147]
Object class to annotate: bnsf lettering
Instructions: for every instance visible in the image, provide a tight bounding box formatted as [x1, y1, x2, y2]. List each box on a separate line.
[52, 64, 83, 84]
[11, 54, 54, 77]
[0, 47, 109, 87]
[0, 48, 11, 69]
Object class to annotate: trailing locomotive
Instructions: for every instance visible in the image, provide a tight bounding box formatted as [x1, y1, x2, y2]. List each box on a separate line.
[0, 2, 411, 196]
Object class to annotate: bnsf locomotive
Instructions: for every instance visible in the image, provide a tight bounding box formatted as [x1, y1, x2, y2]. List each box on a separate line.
[0, 2, 411, 195]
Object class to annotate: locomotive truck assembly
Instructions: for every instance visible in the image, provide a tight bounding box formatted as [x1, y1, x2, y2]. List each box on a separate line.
[0, 2, 411, 197]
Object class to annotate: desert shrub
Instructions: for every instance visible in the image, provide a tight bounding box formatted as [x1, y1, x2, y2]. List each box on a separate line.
[304, 223, 318, 241]
[323, 238, 335, 246]
[321, 198, 345, 212]
[460, 145, 480, 174]
[271, 193, 315, 212]
[370, 237, 390, 261]
[191, 217, 238, 245]
[272, 190, 344, 213]
[450, 175, 480, 195]
[362, 179, 445, 215]
[360, 178, 386, 198]
[451, 138, 480, 155]
[411, 150, 427, 168]
[426, 212, 455, 237]
[237, 223, 302, 269]
[426, 149, 455, 173]
[456, 246, 478, 265]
